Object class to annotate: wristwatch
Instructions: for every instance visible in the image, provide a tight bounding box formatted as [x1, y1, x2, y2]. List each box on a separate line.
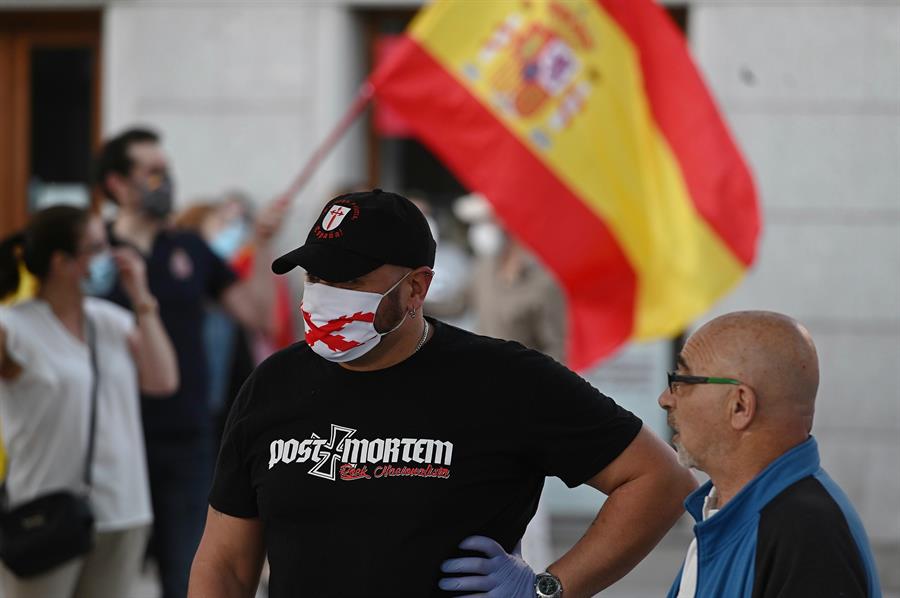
[535, 572, 563, 598]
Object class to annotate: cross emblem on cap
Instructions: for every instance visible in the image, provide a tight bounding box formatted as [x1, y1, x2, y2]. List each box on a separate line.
[322, 204, 351, 232]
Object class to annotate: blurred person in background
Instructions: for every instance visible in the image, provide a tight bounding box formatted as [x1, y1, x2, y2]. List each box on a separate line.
[660, 311, 881, 598]
[212, 190, 295, 361]
[455, 192, 565, 572]
[456, 193, 566, 362]
[92, 127, 285, 598]
[173, 200, 254, 449]
[174, 193, 294, 446]
[0, 205, 178, 597]
[408, 192, 472, 327]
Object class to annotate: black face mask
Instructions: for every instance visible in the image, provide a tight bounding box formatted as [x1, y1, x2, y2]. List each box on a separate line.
[138, 174, 174, 219]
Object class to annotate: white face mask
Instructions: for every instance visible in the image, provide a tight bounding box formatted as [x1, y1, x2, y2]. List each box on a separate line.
[468, 222, 505, 257]
[81, 250, 117, 296]
[300, 272, 411, 363]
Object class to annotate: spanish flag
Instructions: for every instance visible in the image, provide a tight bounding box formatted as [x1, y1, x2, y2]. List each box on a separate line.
[370, 0, 760, 371]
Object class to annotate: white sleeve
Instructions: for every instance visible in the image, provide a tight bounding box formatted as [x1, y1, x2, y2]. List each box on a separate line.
[0, 307, 31, 369]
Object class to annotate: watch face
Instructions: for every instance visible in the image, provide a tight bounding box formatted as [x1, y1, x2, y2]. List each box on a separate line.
[537, 575, 560, 594]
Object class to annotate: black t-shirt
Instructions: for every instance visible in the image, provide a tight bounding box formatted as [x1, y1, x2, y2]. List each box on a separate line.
[106, 227, 237, 437]
[210, 319, 642, 598]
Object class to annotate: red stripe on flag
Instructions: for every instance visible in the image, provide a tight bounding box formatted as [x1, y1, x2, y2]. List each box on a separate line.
[600, 0, 760, 267]
[370, 36, 637, 370]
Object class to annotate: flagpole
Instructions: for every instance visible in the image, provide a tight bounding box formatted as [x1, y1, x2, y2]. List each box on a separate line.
[281, 81, 375, 203]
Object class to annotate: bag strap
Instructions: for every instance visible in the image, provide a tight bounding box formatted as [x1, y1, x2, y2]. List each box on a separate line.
[84, 316, 99, 488]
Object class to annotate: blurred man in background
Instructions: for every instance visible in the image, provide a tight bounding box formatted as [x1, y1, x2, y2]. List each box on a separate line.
[92, 128, 285, 598]
[409, 193, 472, 327]
[660, 311, 881, 598]
[174, 192, 294, 447]
[456, 193, 566, 363]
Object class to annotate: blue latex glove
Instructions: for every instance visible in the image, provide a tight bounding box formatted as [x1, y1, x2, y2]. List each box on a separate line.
[438, 535, 536, 597]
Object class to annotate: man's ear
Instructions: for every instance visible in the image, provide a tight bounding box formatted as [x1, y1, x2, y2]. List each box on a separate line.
[407, 267, 434, 311]
[48, 249, 73, 279]
[730, 385, 757, 431]
[105, 172, 130, 204]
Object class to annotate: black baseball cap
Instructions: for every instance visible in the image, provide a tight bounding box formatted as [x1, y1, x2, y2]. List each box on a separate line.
[272, 189, 437, 282]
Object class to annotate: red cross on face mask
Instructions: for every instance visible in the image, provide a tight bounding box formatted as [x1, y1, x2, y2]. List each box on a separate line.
[300, 272, 411, 363]
[301, 309, 375, 353]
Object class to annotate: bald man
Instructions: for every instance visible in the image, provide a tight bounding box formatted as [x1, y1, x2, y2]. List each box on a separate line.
[660, 311, 882, 598]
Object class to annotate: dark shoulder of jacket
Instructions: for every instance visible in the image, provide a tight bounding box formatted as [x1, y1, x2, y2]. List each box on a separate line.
[753, 475, 868, 597]
[759, 476, 860, 539]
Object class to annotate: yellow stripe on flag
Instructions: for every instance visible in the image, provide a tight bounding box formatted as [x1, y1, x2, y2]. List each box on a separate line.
[410, 0, 745, 339]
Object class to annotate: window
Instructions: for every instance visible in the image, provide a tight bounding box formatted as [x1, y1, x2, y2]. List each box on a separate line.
[0, 11, 100, 237]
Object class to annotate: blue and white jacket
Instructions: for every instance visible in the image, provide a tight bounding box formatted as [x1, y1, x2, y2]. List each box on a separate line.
[667, 437, 882, 598]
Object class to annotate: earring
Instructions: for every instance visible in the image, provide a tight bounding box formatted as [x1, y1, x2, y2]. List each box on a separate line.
[408, 309, 417, 318]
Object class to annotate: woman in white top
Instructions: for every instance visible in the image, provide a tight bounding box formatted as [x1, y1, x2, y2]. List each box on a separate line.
[0, 205, 178, 598]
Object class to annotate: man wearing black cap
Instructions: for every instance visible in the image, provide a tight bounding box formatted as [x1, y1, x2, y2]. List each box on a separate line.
[189, 190, 697, 598]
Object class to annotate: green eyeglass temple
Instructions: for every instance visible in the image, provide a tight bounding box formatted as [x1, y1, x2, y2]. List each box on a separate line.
[667, 371, 741, 392]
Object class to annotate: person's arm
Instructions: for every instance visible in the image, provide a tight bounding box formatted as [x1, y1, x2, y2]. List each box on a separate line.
[440, 352, 696, 597]
[188, 507, 265, 598]
[221, 198, 287, 335]
[114, 247, 179, 395]
[546, 426, 697, 596]
[440, 428, 696, 598]
[0, 322, 23, 380]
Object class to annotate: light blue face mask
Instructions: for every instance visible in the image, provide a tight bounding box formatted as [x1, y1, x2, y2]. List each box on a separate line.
[81, 251, 117, 296]
[209, 221, 248, 260]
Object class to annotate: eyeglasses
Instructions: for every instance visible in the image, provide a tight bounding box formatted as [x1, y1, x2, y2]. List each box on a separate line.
[667, 371, 741, 394]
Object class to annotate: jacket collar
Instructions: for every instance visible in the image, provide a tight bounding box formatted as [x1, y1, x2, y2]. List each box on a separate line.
[684, 436, 821, 551]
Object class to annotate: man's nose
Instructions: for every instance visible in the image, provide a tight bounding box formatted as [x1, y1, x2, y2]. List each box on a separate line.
[658, 389, 674, 410]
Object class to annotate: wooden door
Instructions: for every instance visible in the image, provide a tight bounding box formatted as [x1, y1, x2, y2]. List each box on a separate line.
[0, 11, 101, 238]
